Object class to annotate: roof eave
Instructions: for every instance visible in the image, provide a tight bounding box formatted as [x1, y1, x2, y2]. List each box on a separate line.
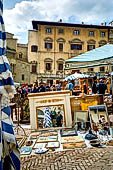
[32, 20, 113, 30]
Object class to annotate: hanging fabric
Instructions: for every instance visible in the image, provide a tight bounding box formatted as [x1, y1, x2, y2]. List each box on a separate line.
[0, 0, 20, 169]
[43, 107, 52, 128]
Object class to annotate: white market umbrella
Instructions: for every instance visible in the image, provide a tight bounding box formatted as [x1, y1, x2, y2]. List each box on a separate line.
[65, 73, 91, 81]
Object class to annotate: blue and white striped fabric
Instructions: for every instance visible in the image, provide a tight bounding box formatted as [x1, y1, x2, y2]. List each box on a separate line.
[0, 0, 20, 169]
[43, 107, 52, 128]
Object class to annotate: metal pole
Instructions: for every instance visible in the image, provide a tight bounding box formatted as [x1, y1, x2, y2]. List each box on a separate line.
[112, 74, 113, 102]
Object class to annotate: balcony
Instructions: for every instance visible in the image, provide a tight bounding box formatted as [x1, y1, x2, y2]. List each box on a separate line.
[37, 73, 67, 79]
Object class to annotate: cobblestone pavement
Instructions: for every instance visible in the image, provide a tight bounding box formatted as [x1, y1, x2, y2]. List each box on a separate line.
[21, 147, 113, 170]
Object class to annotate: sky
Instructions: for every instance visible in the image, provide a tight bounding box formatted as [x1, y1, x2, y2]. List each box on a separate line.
[3, 0, 113, 44]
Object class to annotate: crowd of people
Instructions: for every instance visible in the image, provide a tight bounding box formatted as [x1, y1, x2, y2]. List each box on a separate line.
[92, 79, 108, 95]
[15, 76, 112, 101]
[16, 82, 63, 99]
[82, 78, 109, 95]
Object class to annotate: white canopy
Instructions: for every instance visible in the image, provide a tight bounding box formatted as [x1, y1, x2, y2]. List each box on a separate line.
[14, 82, 20, 87]
[65, 73, 91, 81]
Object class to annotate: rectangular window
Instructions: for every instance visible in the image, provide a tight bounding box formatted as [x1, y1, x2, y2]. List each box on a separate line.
[100, 66, 105, 72]
[19, 53, 22, 59]
[73, 30, 79, 35]
[58, 29, 64, 34]
[89, 31, 94, 36]
[32, 65, 37, 73]
[31, 45, 38, 52]
[22, 74, 24, 80]
[88, 68, 94, 72]
[45, 43, 52, 49]
[101, 32, 105, 37]
[87, 45, 95, 51]
[46, 28, 51, 33]
[59, 43, 63, 52]
[46, 63, 51, 71]
[58, 64, 63, 71]
[71, 44, 82, 50]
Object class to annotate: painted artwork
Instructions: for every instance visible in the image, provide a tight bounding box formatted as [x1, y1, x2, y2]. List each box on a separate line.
[74, 111, 88, 122]
[61, 129, 76, 137]
[61, 136, 84, 144]
[63, 142, 86, 149]
[46, 142, 60, 148]
[37, 136, 58, 143]
[20, 146, 32, 155]
[40, 131, 58, 137]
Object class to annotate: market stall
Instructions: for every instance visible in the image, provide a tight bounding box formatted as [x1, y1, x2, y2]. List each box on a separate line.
[64, 73, 93, 94]
[70, 94, 104, 121]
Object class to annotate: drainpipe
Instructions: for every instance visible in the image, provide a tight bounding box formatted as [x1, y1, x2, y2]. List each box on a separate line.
[54, 27, 56, 75]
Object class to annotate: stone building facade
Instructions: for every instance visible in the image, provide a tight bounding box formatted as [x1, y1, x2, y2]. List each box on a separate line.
[6, 32, 17, 81]
[28, 20, 113, 84]
[6, 32, 31, 84]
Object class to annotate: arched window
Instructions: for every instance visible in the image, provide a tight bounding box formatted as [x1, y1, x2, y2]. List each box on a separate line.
[57, 58, 64, 71]
[57, 38, 66, 52]
[69, 39, 83, 50]
[44, 58, 53, 72]
[44, 37, 53, 49]
[87, 39, 96, 51]
[98, 40, 107, 47]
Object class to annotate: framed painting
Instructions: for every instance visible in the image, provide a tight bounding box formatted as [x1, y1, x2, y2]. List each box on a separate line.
[88, 104, 110, 128]
[46, 142, 60, 148]
[74, 111, 88, 123]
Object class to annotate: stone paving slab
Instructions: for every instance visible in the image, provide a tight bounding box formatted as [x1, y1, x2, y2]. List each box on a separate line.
[21, 147, 113, 170]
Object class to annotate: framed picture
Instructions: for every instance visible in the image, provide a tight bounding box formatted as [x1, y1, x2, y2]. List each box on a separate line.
[60, 128, 76, 137]
[61, 136, 84, 144]
[40, 131, 58, 137]
[33, 143, 47, 149]
[46, 142, 60, 148]
[63, 142, 86, 149]
[74, 111, 88, 123]
[88, 104, 110, 127]
[36, 136, 58, 143]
